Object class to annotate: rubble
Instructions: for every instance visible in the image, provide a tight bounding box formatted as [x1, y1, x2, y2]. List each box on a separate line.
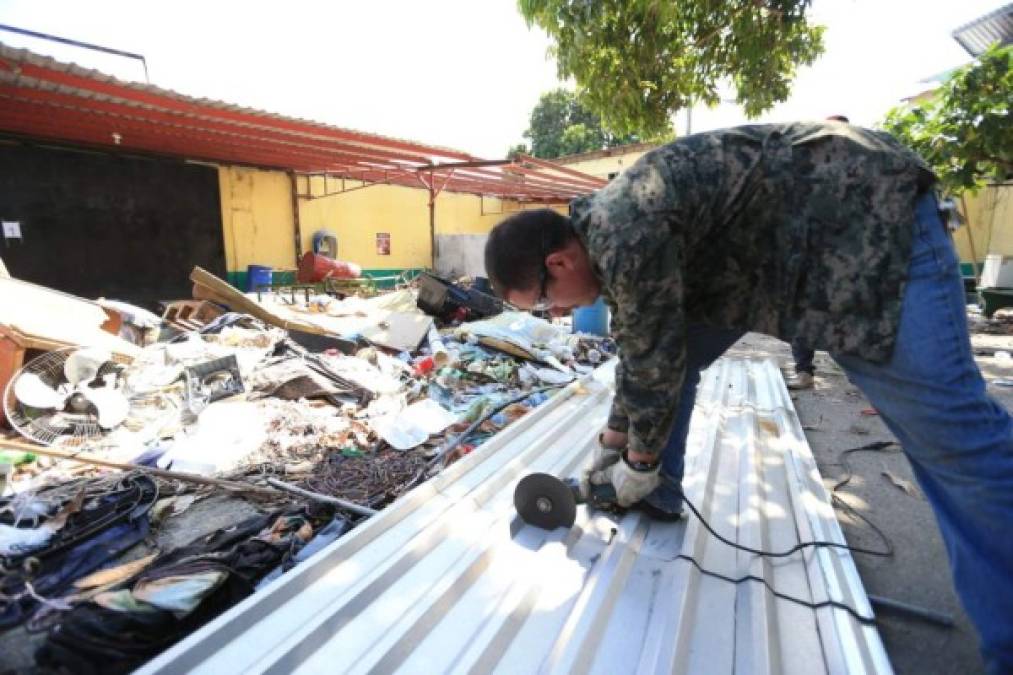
[0, 265, 613, 671]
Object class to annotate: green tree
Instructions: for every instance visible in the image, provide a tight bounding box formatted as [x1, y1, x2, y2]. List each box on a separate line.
[881, 44, 1012, 195]
[514, 88, 639, 158]
[506, 143, 529, 160]
[518, 0, 825, 137]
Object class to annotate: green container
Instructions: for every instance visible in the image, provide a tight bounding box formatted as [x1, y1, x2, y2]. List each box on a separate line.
[0, 450, 37, 466]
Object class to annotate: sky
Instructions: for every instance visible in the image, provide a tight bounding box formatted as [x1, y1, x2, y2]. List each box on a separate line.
[0, 0, 1006, 158]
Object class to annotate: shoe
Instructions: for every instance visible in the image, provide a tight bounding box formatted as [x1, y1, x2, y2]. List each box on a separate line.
[636, 474, 684, 521]
[786, 371, 815, 390]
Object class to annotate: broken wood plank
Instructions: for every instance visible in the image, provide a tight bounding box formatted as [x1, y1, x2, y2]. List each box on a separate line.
[190, 266, 329, 335]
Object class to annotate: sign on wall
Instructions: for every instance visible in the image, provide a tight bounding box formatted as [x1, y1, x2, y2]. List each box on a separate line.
[376, 232, 391, 256]
[2, 221, 22, 241]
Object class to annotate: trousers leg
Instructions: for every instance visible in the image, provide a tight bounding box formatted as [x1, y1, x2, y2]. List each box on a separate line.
[833, 194, 1013, 673]
[659, 323, 745, 482]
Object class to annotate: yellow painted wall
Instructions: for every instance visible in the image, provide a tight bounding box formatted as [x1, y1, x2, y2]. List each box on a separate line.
[952, 184, 1013, 263]
[296, 179, 430, 270]
[556, 147, 654, 180]
[294, 175, 562, 270]
[219, 166, 298, 272]
[216, 167, 573, 277]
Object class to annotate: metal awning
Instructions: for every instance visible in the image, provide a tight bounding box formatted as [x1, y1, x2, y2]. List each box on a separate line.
[137, 358, 890, 674]
[952, 3, 1013, 57]
[0, 43, 605, 203]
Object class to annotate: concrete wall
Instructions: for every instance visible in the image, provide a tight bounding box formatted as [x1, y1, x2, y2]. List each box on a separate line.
[435, 233, 487, 278]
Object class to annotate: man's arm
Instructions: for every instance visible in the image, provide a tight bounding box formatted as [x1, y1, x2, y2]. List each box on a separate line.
[607, 233, 688, 462]
[605, 308, 629, 434]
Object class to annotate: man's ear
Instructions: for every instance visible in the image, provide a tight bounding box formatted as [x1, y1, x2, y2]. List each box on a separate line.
[545, 245, 575, 272]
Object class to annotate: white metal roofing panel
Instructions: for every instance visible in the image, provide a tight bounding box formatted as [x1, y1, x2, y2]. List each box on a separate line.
[136, 358, 891, 675]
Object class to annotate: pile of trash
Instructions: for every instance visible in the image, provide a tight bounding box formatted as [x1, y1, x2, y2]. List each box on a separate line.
[0, 267, 612, 672]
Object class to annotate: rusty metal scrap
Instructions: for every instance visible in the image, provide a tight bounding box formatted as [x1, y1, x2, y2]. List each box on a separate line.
[300, 449, 428, 510]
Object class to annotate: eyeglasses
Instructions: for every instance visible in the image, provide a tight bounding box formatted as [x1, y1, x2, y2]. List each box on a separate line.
[531, 265, 551, 311]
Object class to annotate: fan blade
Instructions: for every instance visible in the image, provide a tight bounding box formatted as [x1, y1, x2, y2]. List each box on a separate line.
[82, 387, 130, 430]
[13, 373, 66, 409]
[64, 348, 113, 386]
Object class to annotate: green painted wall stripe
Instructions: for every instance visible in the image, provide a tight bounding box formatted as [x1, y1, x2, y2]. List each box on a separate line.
[225, 268, 425, 291]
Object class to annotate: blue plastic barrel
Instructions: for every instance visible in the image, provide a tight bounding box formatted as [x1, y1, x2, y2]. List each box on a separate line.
[573, 296, 610, 336]
[246, 264, 273, 292]
[472, 276, 492, 295]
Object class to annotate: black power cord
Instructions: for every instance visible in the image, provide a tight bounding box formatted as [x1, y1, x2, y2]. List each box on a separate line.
[656, 441, 899, 625]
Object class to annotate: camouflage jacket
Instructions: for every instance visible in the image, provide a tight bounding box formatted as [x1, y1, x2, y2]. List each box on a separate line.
[569, 122, 935, 458]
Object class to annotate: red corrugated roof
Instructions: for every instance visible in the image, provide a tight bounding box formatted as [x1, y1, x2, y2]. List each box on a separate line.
[0, 43, 605, 202]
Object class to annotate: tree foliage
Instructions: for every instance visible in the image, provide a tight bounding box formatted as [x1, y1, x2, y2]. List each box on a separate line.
[512, 88, 642, 158]
[518, 0, 825, 136]
[881, 44, 1012, 195]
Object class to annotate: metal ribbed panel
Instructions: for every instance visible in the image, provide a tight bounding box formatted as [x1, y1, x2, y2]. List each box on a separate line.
[952, 4, 1013, 57]
[136, 359, 891, 675]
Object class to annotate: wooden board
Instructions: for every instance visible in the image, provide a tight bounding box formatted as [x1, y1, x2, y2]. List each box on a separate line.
[191, 266, 328, 335]
[192, 266, 433, 351]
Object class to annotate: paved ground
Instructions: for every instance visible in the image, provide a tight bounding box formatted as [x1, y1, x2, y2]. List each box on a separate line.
[729, 309, 1013, 675]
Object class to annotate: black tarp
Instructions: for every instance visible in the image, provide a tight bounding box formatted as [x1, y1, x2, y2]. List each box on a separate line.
[0, 140, 226, 308]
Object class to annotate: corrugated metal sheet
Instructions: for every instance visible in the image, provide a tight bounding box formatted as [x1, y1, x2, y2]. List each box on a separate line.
[952, 3, 1013, 57]
[137, 358, 891, 674]
[0, 43, 606, 202]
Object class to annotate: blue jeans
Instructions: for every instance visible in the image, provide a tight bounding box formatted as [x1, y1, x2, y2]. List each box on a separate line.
[661, 194, 1013, 672]
[832, 194, 1013, 673]
[658, 323, 744, 482]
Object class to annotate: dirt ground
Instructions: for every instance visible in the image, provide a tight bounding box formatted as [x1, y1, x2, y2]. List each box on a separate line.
[729, 309, 1013, 675]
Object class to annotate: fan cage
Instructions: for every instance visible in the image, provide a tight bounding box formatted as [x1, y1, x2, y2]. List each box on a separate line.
[4, 349, 106, 447]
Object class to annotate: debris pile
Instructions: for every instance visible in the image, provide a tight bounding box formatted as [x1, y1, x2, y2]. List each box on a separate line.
[0, 267, 613, 671]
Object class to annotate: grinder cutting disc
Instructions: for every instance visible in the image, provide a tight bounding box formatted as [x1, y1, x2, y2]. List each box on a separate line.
[514, 472, 577, 530]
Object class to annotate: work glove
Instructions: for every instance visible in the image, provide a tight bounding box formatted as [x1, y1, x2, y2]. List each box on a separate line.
[589, 453, 661, 508]
[579, 431, 624, 497]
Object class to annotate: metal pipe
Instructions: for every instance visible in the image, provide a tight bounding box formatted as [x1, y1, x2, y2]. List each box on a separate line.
[289, 171, 303, 263]
[429, 170, 436, 270]
[427, 325, 449, 368]
[959, 194, 979, 285]
[266, 478, 378, 517]
[0, 437, 280, 496]
[0, 23, 150, 82]
[867, 594, 955, 628]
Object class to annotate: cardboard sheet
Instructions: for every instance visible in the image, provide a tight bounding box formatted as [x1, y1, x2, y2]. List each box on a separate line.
[0, 277, 140, 360]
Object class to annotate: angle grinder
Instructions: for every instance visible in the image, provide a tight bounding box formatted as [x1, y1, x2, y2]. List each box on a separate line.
[513, 472, 621, 530]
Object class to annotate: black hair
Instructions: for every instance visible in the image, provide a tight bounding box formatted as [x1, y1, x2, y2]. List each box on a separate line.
[484, 208, 575, 298]
[826, 114, 850, 123]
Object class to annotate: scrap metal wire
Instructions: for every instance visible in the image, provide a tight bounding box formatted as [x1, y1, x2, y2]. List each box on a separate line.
[300, 449, 428, 510]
